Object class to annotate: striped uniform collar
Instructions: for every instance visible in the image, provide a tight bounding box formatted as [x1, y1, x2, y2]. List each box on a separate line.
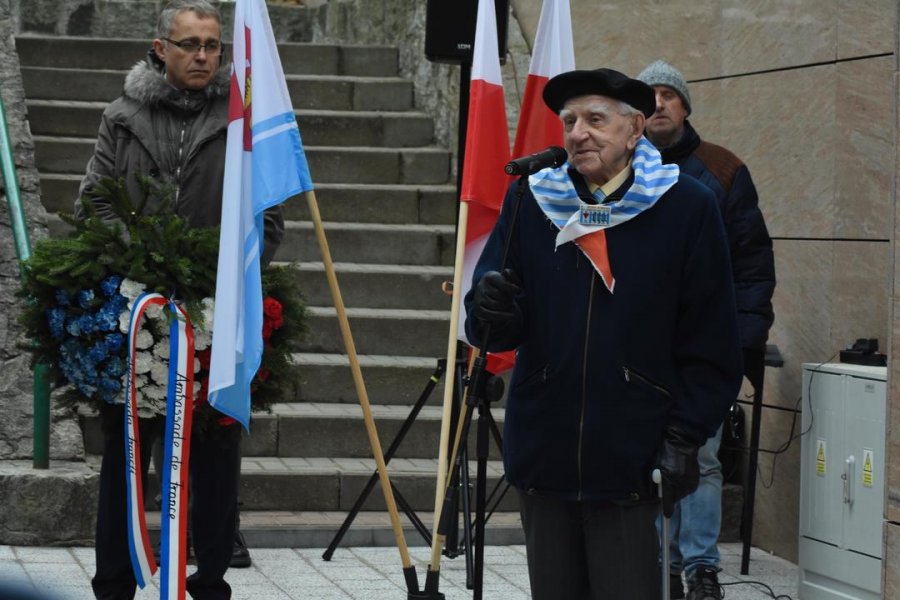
[528, 137, 680, 248]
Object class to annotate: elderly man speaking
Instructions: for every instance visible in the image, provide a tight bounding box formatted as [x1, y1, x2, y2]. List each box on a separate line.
[464, 68, 743, 599]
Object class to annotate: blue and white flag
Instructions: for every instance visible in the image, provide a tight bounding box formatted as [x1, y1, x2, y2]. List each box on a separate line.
[208, 0, 313, 429]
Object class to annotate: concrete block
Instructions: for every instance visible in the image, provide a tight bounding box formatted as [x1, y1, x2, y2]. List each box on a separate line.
[0, 461, 98, 545]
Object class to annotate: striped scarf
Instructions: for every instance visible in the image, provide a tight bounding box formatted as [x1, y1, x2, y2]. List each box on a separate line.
[528, 137, 679, 292]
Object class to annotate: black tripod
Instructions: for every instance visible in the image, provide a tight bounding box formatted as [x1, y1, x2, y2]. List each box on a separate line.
[433, 351, 507, 598]
[322, 354, 508, 589]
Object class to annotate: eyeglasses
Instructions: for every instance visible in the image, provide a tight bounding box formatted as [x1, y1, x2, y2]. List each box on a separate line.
[163, 37, 222, 56]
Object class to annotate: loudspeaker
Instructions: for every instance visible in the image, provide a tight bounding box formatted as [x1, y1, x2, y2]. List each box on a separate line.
[425, 0, 509, 65]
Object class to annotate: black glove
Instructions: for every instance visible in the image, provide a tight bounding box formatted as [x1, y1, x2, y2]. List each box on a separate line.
[657, 425, 701, 518]
[471, 268, 522, 330]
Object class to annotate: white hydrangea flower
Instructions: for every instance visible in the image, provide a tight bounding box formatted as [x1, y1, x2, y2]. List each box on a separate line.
[149, 361, 168, 385]
[145, 302, 164, 320]
[134, 352, 152, 374]
[118, 311, 131, 333]
[200, 297, 215, 329]
[137, 404, 159, 419]
[119, 278, 147, 302]
[193, 330, 212, 351]
[134, 329, 154, 350]
[194, 357, 201, 373]
[154, 335, 171, 360]
[143, 383, 167, 401]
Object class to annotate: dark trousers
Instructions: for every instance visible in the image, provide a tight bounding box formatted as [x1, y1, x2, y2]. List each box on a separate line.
[517, 487, 661, 600]
[92, 405, 241, 600]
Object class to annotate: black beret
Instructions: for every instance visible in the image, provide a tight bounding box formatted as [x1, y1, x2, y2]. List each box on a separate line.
[542, 68, 655, 118]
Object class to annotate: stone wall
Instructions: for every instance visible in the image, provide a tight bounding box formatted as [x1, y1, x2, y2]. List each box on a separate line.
[0, 0, 84, 462]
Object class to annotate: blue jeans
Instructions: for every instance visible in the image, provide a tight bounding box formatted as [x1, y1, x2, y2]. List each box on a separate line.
[665, 425, 723, 576]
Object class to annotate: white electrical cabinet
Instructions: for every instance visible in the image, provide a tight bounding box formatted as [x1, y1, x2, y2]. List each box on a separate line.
[799, 362, 886, 600]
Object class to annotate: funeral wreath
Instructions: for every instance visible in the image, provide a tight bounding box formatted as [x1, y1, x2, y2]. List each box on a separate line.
[18, 177, 306, 429]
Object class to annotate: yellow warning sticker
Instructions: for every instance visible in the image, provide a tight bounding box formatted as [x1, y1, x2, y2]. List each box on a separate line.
[816, 439, 826, 476]
[863, 448, 874, 488]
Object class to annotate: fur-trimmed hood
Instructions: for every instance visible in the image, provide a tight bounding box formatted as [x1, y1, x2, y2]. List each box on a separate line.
[122, 51, 231, 111]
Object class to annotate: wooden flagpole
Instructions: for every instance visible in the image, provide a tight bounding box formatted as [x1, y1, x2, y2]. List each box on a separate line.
[428, 201, 471, 572]
[304, 190, 413, 570]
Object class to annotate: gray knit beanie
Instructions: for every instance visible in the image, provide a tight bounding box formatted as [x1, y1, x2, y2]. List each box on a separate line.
[636, 60, 691, 115]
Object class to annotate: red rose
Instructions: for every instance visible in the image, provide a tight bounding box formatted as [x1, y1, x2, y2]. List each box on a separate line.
[263, 297, 283, 320]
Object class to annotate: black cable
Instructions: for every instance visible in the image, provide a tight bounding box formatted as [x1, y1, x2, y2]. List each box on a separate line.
[721, 579, 793, 599]
[757, 352, 838, 489]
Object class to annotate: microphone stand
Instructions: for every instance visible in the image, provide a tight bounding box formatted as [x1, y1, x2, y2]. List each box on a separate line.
[423, 174, 529, 600]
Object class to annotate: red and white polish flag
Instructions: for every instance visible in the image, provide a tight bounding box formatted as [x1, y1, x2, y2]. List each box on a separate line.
[457, 0, 514, 373]
[511, 0, 575, 159]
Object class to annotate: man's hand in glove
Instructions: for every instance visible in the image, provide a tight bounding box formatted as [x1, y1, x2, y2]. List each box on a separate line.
[471, 268, 522, 330]
[657, 425, 701, 518]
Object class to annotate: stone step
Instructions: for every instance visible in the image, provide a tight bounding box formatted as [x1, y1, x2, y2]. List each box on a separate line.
[144, 510, 526, 549]
[144, 483, 741, 543]
[292, 262, 452, 310]
[298, 307, 449, 357]
[276, 221, 455, 266]
[14, 36, 399, 77]
[41, 215, 457, 269]
[290, 353, 455, 407]
[32, 136, 452, 184]
[26, 100, 435, 147]
[282, 184, 457, 225]
[39, 176, 456, 225]
[21, 67, 414, 111]
[82, 402, 505, 461]
[118, 455, 514, 513]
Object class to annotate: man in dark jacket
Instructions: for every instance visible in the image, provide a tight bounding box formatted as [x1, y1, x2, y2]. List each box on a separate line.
[76, 2, 283, 598]
[464, 68, 743, 600]
[637, 60, 776, 600]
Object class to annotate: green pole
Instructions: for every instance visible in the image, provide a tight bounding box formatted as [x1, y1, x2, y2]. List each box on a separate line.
[32, 364, 50, 469]
[0, 91, 51, 469]
[0, 93, 31, 260]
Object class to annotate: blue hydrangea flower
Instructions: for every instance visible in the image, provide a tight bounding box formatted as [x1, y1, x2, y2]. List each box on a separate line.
[55, 290, 71, 306]
[104, 356, 126, 378]
[104, 333, 124, 353]
[65, 317, 82, 337]
[95, 303, 120, 332]
[77, 313, 97, 335]
[77, 289, 95, 309]
[100, 275, 122, 298]
[46, 308, 66, 340]
[89, 341, 108, 363]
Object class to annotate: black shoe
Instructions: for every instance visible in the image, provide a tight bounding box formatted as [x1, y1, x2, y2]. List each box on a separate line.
[230, 531, 252, 568]
[686, 566, 723, 600]
[670, 572, 685, 599]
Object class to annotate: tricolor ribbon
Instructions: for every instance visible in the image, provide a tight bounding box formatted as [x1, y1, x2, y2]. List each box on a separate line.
[125, 292, 195, 599]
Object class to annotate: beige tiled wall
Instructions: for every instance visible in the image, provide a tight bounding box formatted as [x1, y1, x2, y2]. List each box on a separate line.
[509, 0, 896, 566]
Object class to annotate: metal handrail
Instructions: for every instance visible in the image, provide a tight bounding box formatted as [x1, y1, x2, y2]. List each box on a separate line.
[0, 90, 50, 469]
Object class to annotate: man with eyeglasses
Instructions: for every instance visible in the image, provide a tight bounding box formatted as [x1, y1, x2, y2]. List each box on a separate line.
[76, 1, 283, 598]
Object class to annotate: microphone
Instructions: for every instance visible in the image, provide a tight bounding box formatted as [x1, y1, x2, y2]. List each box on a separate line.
[504, 146, 568, 176]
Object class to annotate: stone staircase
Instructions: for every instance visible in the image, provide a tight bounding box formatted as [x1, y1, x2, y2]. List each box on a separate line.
[16, 34, 519, 548]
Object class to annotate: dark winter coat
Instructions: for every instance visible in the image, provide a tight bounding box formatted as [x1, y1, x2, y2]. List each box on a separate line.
[75, 53, 284, 263]
[464, 169, 743, 501]
[658, 120, 775, 350]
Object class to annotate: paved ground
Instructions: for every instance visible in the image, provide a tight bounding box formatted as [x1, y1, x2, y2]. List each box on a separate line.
[0, 541, 798, 599]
